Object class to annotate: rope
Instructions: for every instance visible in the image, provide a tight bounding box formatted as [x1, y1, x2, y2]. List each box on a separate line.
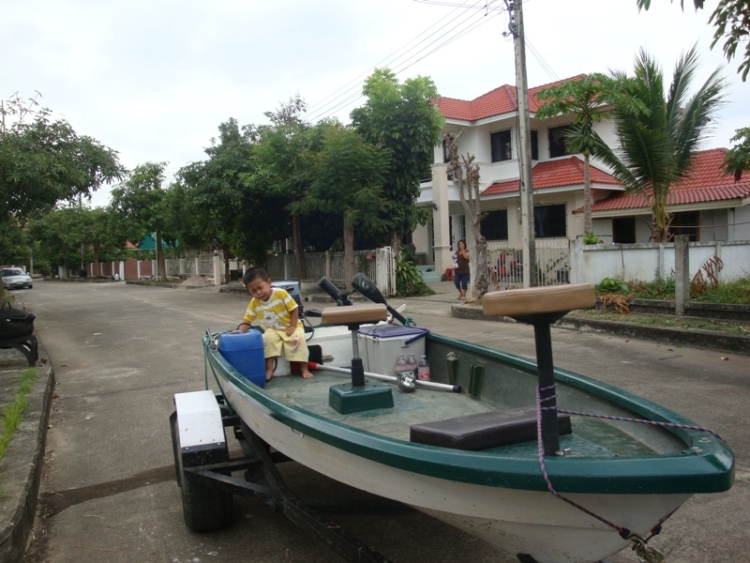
[534, 386, 632, 537]
[533, 381, 727, 545]
[541, 406, 727, 443]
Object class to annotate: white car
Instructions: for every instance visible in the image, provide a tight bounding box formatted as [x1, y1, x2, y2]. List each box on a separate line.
[1, 267, 33, 290]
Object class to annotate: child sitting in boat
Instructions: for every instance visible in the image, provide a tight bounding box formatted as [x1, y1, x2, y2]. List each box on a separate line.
[238, 267, 313, 382]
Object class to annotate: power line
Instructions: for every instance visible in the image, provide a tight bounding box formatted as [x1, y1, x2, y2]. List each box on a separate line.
[305, 0, 506, 124]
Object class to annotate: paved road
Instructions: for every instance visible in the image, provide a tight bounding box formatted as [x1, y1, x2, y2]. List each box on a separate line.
[19, 280, 749, 563]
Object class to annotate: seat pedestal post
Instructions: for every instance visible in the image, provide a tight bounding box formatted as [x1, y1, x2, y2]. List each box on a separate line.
[323, 312, 393, 415]
[515, 311, 567, 457]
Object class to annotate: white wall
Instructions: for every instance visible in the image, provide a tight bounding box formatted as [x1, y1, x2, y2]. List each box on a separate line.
[569, 239, 750, 284]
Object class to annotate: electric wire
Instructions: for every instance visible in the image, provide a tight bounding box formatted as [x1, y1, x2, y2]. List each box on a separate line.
[304, 0, 505, 124]
[305, 1, 489, 122]
[304, 2, 472, 121]
[306, 9, 496, 123]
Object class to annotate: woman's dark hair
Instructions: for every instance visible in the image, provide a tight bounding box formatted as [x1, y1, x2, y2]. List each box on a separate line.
[457, 239, 467, 249]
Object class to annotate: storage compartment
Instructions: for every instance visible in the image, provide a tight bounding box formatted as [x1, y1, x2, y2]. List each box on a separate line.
[357, 324, 429, 376]
[218, 331, 266, 388]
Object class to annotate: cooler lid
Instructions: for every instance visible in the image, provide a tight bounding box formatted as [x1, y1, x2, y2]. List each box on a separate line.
[358, 324, 429, 339]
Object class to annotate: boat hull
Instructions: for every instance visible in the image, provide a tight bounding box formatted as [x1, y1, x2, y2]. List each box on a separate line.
[205, 327, 733, 563]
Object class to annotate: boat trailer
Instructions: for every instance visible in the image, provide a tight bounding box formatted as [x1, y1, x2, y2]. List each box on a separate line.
[170, 389, 404, 563]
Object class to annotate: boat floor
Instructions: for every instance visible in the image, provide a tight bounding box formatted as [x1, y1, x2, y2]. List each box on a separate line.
[263, 374, 649, 458]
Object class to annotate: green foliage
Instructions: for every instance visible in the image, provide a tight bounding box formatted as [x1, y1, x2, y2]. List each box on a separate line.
[597, 275, 750, 305]
[395, 257, 433, 297]
[0, 368, 38, 463]
[591, 46, 726, 242]
[582, 232, 603, 245]
[596, 277, 630, 294]
[351, 69, 444, 243]
[722, 127, 750, 181]
[0, 92, 123, 222]
[627, 278, 676, 299]
[637, 1, 750, 81]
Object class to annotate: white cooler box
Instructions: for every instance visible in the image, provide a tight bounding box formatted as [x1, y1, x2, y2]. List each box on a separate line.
[357, 324, 429, 376]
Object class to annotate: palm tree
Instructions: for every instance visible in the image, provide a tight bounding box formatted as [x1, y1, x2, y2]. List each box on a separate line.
[536, 74, 616, 235]
[592, 46, 725, 242]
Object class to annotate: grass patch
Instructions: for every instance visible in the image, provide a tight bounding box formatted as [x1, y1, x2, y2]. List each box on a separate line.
[572, 310, 750, 336]
[595, 277, 750, 305]
[0, 368, 39, 463]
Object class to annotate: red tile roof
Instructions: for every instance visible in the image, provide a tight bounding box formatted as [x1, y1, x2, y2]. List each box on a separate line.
[482, 156, 621, 196]
[433, 75, 587, 121]
[589, 149, 750, 212]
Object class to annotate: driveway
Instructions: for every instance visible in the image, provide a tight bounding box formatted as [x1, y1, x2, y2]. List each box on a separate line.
[19, 280, 749, 562]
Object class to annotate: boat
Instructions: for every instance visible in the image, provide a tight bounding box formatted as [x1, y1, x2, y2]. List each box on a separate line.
[188, 275, 734, 563]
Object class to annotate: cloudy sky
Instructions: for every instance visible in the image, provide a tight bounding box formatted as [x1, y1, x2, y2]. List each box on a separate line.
[4, 0, 748, 207]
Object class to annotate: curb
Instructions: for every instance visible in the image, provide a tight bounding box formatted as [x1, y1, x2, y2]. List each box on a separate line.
[0, 346, 54, 562]
[451, 304, 750, 355]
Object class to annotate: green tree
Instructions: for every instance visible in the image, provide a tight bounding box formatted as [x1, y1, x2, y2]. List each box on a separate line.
[592, 46, 725, 242]
[535, 74, 619, 235]
[351, 69, 444, 254]
[253, 99, 320, 278]
[110, 162, 171, 281]
[176, 119, 288, 267]
[722, 127, 750, 181]
[27, 207, 86, 277]
[298, 124, 389, 288]
[637, 1, 750, 80]
[0, 92, 123, 222]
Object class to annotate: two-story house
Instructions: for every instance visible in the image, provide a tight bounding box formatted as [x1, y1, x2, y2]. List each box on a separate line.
[414, 77, 750, 279]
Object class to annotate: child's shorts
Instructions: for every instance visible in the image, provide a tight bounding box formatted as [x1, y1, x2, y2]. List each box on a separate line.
[262, 325, 308, 362]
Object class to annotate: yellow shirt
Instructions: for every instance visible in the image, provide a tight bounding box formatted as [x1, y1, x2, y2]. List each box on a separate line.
[243, 287, 301, 330]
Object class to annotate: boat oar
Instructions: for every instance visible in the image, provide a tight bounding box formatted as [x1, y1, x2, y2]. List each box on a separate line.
[307, 362, 461, 393]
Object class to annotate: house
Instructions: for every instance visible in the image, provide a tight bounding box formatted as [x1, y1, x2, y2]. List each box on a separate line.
[414, 77, 750, 278]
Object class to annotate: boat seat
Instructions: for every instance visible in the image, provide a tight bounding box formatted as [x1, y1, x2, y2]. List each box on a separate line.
[483, 284, 596, 318]
[321, 304, 388, 327]
[410, 408, 571, 451]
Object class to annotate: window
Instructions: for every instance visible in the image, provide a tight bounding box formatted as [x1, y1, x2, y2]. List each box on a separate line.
[612, 217, 636, 243]
[491, 130, 512, 162]
[548, 125, 574, 158]
[534, 204, 566, 238]
[481, 210, 509, 241]
[671, 212, 700, 241]
[531, 130, 539, 160]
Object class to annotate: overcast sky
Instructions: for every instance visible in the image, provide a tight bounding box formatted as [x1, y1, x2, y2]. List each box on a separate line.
[4, 0, 748, 207]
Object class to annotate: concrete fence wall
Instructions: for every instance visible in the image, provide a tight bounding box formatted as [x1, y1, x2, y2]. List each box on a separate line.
[569, 239, 750, 284]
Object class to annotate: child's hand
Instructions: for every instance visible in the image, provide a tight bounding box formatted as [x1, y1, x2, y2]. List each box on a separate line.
[286, 326, 296, 337]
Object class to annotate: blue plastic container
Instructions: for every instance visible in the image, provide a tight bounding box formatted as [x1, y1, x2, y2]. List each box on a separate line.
[218, 331, 266, 388]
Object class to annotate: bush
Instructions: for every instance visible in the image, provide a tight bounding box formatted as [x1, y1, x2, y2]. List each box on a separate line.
[595, 277, 629, 294]
[395, 257, 434, 297]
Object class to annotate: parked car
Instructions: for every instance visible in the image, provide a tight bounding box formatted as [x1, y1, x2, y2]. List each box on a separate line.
[1, 267, 33, 290]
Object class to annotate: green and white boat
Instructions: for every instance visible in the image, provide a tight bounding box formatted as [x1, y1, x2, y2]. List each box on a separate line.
[193, 276, 734, 563]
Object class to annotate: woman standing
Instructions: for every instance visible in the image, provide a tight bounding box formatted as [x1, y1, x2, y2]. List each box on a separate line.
[454, 239, 470, 300]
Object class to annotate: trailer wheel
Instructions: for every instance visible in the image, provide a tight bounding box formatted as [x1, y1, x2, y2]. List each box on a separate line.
[171, 411, 233, 532]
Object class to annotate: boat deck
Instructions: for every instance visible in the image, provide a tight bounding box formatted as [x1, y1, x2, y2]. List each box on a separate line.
[263, 373, 662, 458]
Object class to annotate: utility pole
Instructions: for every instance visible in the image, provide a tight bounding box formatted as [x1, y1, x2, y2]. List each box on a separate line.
[505, 0, 537, 287]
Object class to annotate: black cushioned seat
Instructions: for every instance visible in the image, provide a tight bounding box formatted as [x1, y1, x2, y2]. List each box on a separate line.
[410, 407, 571, 450]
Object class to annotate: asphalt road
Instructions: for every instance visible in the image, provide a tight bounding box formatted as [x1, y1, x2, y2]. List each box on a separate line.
[18, 280, 750, 563]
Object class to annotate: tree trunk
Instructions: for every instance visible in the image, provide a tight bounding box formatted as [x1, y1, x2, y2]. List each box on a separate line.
[473, 236, 489, 300]
[221, 243, 232, 280]
[343, 214, 355, 290]
[292, 213, 306, 282]
[583, 153, 593, 234]
[92, 245, 101, 277]
[155, 230, 168, 281]
[390, 231, 401, 258]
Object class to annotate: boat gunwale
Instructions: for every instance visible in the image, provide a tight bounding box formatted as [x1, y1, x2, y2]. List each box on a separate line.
[203, 332, 734, 495]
